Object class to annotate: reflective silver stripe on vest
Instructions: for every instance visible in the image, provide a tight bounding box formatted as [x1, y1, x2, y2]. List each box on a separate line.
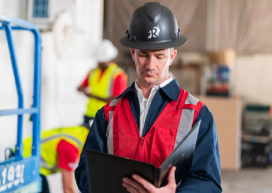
[41, 158, 59, 173]
[41, 134, 82, 147]
[106, 98, 121, 155]
[175, 94, 199, 149]
[40, 134, 82, 173]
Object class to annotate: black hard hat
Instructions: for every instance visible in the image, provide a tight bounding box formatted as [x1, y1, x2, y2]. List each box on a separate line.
[120, 2, 187, 50]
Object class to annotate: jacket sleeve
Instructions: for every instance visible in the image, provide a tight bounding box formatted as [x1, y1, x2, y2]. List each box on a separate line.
[176, 105, 222, 193]
[75, 107, 108, 193]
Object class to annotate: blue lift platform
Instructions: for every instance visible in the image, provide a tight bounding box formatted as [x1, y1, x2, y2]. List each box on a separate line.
[0, 14, 42, 192]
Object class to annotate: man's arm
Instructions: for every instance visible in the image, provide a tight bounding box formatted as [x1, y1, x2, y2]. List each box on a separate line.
[61, 169, 76, 193]
[83, 72, 128, 103]
[78, 83, 114, 102]
[77, 85, 87, 93]
[75, 107, 108, 192]
[77, 72, 126, 103]
[77, 72, 90, 93]
[57, 139, 80, 193]
[176, 106, 222, 193]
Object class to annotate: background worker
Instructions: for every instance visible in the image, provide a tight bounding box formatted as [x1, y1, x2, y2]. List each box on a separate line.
[77, 39, 128, 126]
[75, 2, 221, 193]
[22, 125, 89, 193]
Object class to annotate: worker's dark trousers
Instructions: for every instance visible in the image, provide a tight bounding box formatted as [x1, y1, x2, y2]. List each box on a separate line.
[40, 174, 50, 193]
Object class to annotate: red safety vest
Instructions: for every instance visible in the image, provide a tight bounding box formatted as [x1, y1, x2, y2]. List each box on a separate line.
[104, 88, 204, 168]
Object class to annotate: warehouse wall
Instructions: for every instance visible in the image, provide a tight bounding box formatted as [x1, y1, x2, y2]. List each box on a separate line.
[235, 54, 272, 105]
[173, 53, 272, 105]
[0, 0, 104, 192]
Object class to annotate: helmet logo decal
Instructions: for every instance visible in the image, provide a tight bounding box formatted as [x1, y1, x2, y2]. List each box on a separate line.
[148, 25, 160, 39]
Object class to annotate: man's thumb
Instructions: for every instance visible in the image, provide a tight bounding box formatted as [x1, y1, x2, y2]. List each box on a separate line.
[167, 166, 177, 187]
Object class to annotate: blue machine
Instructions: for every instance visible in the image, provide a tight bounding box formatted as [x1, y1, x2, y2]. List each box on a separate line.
[0, 14, 42, 192]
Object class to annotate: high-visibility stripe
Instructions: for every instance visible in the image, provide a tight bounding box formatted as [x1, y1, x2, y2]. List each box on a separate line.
[41, 134, 82, 147]
[185, 93, 199, 105]
[107, 111, 114, 155]
[40, 134, 82, 172]
[41, 157, 59, 173]
[106, 98, 120, 154]
[174, 93, 199, 148]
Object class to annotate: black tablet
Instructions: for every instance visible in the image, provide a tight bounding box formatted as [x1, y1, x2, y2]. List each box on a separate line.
[85, 120, 201, 193]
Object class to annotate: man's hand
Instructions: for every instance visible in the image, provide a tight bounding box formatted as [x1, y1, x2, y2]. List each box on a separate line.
[78, 87, 93, 98]
[78, 85, 114, 102]
[123, 166, 177, 193]
[85, 92, 95, 98]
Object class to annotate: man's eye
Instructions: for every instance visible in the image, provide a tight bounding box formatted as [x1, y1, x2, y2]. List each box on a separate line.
[139, 54, 148, 57]
[157, 57, 165, 60]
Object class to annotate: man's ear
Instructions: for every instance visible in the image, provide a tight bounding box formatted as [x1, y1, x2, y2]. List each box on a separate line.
[169, 49, 177, 66]
[130, 48, 135, 61]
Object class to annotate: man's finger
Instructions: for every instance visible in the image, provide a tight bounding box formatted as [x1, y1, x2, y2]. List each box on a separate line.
[167, 166, 177, 189]
[123, 182, 139, 193]
[132, 174, 155, 192]
[123, 177, 147, 193]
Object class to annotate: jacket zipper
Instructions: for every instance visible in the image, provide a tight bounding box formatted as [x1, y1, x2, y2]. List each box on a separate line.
[135, 89, 144, 161]
[139, 137, 144, 161]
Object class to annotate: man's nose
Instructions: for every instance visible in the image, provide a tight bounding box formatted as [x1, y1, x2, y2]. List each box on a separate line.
[145, 55, 156, 70]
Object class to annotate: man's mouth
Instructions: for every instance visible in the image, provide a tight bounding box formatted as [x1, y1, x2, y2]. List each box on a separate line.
[144, 71, 156, 76]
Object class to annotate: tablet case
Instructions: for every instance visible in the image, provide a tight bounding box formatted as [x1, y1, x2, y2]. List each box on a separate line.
[85, 120, 201, 193]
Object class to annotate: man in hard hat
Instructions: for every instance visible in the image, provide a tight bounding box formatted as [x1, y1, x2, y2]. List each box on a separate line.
[75, 2, 221, 193]
[77, 39, 128, 127]
[22, 125, 89, 193]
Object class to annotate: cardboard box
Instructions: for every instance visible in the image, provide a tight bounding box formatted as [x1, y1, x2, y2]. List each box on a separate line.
[197, 96, 242, 170]
[208, 49, 236, 65]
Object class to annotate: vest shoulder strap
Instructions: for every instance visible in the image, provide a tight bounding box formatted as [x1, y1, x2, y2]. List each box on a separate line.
[178, 90, 204, 125]
[104, 98, 121, 123]
[173, 90, 204, 148]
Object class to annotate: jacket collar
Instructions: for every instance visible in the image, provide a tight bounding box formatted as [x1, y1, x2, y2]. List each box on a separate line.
[117, 79, 181, 102]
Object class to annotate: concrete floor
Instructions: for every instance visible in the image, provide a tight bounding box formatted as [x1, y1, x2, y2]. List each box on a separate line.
[221, 168, 272, 193]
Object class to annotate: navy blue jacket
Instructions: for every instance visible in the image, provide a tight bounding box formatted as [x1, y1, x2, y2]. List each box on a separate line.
[75, 80, 222, 193]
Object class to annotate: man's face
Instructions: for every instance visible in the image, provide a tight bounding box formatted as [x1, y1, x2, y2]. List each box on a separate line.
[131, 48, 177, 86]
[98, 61, 111, 70]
